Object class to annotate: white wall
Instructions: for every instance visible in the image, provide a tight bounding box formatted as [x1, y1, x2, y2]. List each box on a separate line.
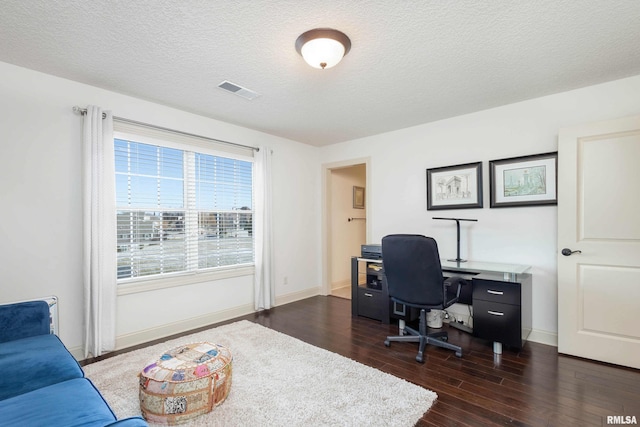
[0, 61, 321, 357]
[320, 74, 640, 345]
[2, 58, 639, 354]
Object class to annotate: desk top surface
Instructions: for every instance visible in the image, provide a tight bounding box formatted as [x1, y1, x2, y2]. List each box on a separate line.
[356, 257, 531, 276]
[440, 259, 531, 275]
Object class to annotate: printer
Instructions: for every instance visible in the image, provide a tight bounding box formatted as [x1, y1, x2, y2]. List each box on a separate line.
[361, 244, 382, 259]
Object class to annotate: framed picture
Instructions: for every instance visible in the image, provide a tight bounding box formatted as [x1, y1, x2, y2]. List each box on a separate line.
[426, 162, 483, 210]
[489, 152, 558, 208]
[353, 186, 365, 209]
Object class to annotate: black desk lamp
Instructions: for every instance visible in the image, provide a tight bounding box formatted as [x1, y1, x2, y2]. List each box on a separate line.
[432, 217, 477, 262]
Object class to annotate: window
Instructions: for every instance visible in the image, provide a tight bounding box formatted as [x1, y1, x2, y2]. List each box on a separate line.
[114, 133, 253, 282]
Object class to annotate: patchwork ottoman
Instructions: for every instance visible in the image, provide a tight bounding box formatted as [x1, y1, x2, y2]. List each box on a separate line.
[139, 342, 232, 425]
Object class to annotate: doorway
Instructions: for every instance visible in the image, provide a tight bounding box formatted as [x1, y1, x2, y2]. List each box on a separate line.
[322, 158, 370, 299]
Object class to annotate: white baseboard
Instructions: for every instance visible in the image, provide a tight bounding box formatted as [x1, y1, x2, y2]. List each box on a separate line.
[72, 288, 323, 362]
[527, 328, 558, 347]
[69, 304, 252, 361]
[69, 295, 557, 361]
[331, 280, 350, 291]
[70, 321, 558, 362]
[114, 288, 321, 352]
[276, 286, 321, 306]
[112, 303, 255, 355]
[68, 346, 85, 361]
[69, 305, 258, 360]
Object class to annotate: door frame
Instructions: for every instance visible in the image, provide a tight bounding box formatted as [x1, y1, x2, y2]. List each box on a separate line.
[557, 114, 640, 368]
[321, 157, 371, 296]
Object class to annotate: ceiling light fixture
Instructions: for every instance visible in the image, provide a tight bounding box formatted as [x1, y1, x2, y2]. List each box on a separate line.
[295, 28, 351, 70]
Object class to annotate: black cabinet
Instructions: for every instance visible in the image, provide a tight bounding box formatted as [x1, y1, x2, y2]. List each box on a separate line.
[365, 263, 384, 290]
[356, 287, 385, 320]
[350, 257, 429, 324]
[351, 257, 389, 323]
[472, 276, 532, 349]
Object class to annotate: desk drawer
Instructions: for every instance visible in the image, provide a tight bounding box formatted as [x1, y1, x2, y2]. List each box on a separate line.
[473, 279, 520, 305]
[473, 300, 522, 348]
[357, 288, 384, 321]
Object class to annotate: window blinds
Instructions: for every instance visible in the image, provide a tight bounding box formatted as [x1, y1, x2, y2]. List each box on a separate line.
[114, 131, 254, 281]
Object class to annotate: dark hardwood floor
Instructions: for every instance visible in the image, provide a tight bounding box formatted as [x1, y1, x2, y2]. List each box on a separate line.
[89, 296, 640, 426]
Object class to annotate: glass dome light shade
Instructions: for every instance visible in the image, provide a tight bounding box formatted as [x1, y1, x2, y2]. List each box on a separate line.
[295, 28, 351, 70]
[300, 38, 346, 69]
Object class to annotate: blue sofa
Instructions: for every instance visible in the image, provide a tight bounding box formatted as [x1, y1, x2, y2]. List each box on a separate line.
[0, 300, 147, 427]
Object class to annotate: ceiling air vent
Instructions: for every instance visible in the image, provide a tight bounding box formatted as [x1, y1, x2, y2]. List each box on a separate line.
[217, 80, 260, 100]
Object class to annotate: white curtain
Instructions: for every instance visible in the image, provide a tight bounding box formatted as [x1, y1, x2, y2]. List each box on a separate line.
[253, 146, 274, 310]
[82, 106, 117, 357]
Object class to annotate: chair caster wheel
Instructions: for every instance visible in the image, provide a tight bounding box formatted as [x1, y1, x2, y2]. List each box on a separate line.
[416, 355, 424, 363]
[455, 351, 462, 358]
[441, 336, 448, 342]
[384, 340, 390, 347]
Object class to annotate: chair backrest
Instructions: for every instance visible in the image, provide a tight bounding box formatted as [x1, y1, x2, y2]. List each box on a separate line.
[381, 234, 445, 307]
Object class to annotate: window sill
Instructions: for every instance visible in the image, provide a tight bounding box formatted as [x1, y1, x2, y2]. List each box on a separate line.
[117, 266, 255, 296]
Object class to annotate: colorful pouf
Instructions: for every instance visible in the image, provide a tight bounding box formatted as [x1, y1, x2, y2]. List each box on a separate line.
[139, 342, 232, 425]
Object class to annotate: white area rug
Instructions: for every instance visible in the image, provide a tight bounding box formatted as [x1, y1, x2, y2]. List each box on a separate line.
[84, 320, 437, 426]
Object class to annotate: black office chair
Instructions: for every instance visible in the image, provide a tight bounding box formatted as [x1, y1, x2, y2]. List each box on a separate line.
[382, 234, 465, 363]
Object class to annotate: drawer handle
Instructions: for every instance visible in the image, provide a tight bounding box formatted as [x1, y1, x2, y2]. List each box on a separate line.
[487, 290, 504, 295]
[487, 310, 504, 316]
[364, 293, 373, 297]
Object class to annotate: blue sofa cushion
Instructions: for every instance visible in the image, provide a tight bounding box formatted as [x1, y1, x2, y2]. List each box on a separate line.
[105, 418, 149, 427]
[0, 301, 50, 343]
[0, 378, 120, 427]
[0, 334, 83, 400]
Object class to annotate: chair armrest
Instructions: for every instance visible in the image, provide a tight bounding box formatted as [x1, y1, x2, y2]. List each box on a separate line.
[0, 301, 51, 343]
[444, 276, 468, 306]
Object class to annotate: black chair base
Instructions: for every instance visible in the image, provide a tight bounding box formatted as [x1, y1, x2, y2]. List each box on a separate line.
[384, 309, 463, 363]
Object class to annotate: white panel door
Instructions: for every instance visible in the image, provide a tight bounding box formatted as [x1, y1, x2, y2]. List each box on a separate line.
[558, 115, 640, 369]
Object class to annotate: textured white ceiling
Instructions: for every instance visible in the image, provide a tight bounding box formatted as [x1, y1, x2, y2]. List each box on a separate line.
[1, 1, 639, 146]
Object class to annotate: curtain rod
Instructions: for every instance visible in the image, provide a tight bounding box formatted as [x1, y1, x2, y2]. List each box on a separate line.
[72, 106, 259, 152]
